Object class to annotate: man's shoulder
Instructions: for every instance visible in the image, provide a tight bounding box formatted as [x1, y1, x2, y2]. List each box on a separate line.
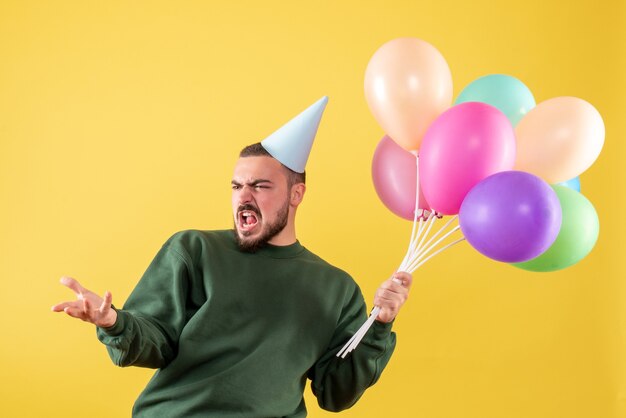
[163, 229, 235, 254]
[299, 247, 357, 286]
[167, 228, 232, 241]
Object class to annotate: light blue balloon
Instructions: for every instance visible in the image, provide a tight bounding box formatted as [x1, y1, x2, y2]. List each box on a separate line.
[455, 74, 535, 127]
[555, 177, 581, 192]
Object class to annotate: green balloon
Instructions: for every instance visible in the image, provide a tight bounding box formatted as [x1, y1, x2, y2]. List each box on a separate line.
[513, 185, 599, 272]
[455, 74, 536, 127]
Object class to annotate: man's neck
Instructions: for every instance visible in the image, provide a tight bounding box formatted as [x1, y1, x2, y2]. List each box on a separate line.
[268, 223, 297, 246]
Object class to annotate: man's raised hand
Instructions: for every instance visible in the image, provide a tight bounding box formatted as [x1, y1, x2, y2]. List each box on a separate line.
[51, 276, 117, 328]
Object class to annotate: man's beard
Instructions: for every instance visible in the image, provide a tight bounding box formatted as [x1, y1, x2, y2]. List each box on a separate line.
[234, 200, 290, 253]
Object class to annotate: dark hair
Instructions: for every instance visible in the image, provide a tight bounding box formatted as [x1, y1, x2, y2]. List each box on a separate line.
[239, 143, 306, 186]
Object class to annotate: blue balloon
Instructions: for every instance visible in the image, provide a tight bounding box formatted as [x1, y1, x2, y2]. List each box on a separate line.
[555, 177, 581, 192]
[455, 74, 535, 127]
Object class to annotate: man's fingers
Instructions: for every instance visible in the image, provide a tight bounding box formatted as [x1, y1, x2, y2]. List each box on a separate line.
[60, 276, 85, 296]
[63, 306, 87, 321]
[374, 272, 412, 324]
[379, 280, 409, 298]
[375, 289, 407, 307]
[380, 280, 403, 292]
[83, 296, 91, 312]
[51, 301, 78, 312]
[98, 291, 112, 314]
[393, 272, 413, 289]
[54, 277, 113, 325]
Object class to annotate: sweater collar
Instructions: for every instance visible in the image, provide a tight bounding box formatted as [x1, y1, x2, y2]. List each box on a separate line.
[255, 240, 305, 258]
[229, 230, 305, 259]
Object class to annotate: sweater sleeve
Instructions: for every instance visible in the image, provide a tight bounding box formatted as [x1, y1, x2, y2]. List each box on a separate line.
[96, 236, 199, 369]
[307, 284, 396, 412]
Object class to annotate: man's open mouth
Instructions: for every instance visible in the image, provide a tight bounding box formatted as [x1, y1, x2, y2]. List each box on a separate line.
[238, 209, 260, 232]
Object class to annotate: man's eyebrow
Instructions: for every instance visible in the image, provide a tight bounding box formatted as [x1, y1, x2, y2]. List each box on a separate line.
[231, 179, 273, 186]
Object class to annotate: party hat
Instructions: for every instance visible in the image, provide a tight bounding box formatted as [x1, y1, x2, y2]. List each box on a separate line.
[261, 96, 329, 173]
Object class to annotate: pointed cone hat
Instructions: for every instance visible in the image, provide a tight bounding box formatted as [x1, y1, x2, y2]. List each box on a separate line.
[261, 96, 328, 173]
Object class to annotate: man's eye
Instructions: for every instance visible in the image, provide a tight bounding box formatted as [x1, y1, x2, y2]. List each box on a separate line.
[232, 185, 240, 190]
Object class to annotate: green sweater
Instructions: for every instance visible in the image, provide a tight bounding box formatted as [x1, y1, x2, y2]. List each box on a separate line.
[97, 230, 396, 417]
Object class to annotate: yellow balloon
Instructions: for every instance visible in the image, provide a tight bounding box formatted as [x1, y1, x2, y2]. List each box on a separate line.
[514, 96, 605, 183]
[364, 38, 453, 151]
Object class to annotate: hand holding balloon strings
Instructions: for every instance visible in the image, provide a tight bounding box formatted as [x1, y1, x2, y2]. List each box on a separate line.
[336, 212, 465, 358]
[337, 158, 465, 358]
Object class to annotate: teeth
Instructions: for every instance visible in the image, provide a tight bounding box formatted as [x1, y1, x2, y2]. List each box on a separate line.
[239, 210, 257, 227]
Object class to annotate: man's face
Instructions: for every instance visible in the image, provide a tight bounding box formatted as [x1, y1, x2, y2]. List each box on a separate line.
[231, 156, 291, 252]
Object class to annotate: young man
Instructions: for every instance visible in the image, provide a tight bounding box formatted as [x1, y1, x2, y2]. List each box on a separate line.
[52, 97, 412, 417]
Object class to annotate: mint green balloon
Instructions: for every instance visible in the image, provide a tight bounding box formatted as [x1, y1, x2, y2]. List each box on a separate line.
[455, 74, 535, 126]
[513, 185, 599, 272]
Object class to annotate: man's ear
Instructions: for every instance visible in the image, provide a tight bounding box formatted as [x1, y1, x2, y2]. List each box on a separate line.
[290, 183, 306, 207]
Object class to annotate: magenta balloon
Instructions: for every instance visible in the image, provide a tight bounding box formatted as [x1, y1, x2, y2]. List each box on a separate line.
[419, 102, 516, 215]
[459, 171, 562, 263]
[372, 135, 431, 220]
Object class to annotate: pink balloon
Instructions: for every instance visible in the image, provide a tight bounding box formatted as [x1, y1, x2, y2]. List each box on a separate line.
[372, 135, 432, 221]
[420, 102, 516, 215]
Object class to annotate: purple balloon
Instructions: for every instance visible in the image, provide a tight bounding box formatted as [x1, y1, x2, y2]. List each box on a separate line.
[459, 171, 562, 263]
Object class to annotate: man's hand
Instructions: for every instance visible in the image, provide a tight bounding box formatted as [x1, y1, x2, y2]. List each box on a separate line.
[374, 271, 412, 323]
[51, 276, 117, 328]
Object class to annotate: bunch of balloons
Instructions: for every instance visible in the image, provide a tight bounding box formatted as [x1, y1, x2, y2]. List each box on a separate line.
[366, 37, 603, 272]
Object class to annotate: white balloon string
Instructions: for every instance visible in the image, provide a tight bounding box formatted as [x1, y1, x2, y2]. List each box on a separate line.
[400, 219, 419, 271]
[337, 155, 467, 358]
[342, 308, 380, 358]
[413, 212, 436, 256]
[336, 225, 465, 358]
[408, 237, 466, 273]
[400, 218, 425, 271]
[337, 215, 464, 358]
[346, 161, 426, 359]
[399, 154, 424, 271]
[405, 216, 459, 269]
[405, 225, 462, 273]
[336, 327, 360, 358]
[337, 306, 380, 358]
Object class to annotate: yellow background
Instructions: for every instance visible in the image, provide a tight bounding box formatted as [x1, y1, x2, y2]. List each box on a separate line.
[1, 1, 624, 417]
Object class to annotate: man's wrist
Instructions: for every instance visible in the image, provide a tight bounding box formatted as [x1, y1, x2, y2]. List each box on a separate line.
[98, 307, 118, 328]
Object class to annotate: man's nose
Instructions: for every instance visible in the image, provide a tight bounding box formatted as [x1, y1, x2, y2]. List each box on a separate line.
[237, 186, 253, 203]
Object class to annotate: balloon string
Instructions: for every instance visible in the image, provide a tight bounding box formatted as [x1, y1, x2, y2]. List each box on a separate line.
[409, 237, 466, 272]
[405, 226, 463, 273]
[400, 217, 425, 271]
[399, 153, 424, 270]
[412, 212, 437, 257]
[337, 213, 465, 359]
[405, 215, 459, 270]
[400, 205, 423, 270]
[336, 306, 381, 358]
